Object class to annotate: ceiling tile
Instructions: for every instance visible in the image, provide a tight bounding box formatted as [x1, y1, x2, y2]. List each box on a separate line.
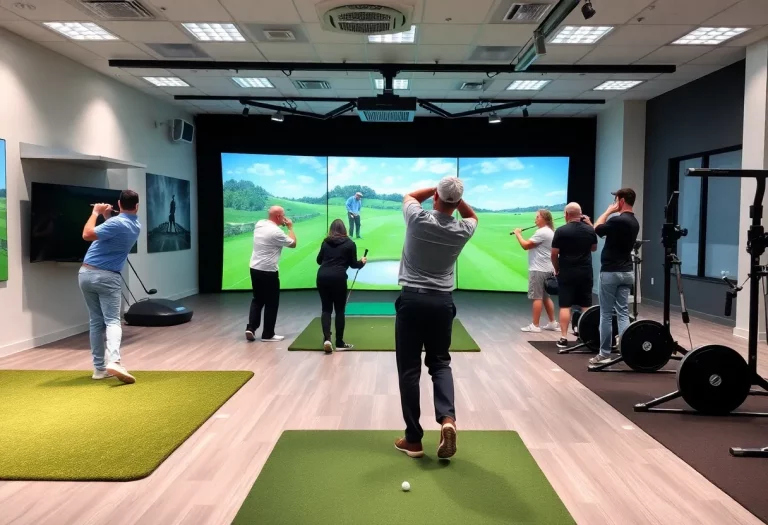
[75, 42, 152, 60]
[409, 78, 456, 90]
[0, 0, 86, 21]
[537, 78, 602, 94]
[145, 0, 232, 22]
[324, 77, 372, 90]
[82, 59, 132, 78]
[576, 91, 620, 100]
[705, 0, 768, 25]
[365, 44, 416, 63]
[304, 22, 364, 44]
[724, 25, 768, 48]
[413, 90, 450, 100]
[688, 47, 746, 65]
[636, 45, 713, 64]
[314, 43, 366, 62]
[157, 86, 205, 96]
[543, 104, 582, 116]
[292, 0, 321, 23]
[334, 89, 376, 98]
[475, 24, 537, 46]
[0, 20, 65, 41]
[255, 42, 319, 61]
[578, 45, 658, 64]
[38, 41, 102, 63]
[416, 45, 471, 62]
[630, 0, 741, 25]
[657, 64, 721, 81]
[197, 43, 264, 60]
[419, 24, 480, 45]
[219, 0, 301, 23]
[561, 0, 655, 24]
[601, 25, 694, 46]
[102, 21, 192, 43]
[534, 45, 593, 64]
[118, 67, 174, 76]
[0, 6, 23, 20]
[423, 0, 495, 24]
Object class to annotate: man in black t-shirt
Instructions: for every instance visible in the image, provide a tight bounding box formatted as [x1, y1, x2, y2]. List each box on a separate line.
[551, 202, 597, 348]
[588, 188, 640, 366]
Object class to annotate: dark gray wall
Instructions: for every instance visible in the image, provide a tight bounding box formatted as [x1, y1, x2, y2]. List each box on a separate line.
[642, 61, 744, 324]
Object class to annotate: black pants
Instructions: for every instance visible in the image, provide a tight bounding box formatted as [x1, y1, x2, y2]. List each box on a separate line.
[317, 275, 347, 345]
[248, 269, 280, 339]
[348, 214, 361, 238]
[395, 290, 456, 443]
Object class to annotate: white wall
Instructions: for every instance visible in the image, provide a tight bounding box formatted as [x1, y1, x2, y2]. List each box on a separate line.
[0, 29, 198, 357]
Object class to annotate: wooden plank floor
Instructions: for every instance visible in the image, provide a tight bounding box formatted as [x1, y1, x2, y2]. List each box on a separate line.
[0, 290, 765, 525]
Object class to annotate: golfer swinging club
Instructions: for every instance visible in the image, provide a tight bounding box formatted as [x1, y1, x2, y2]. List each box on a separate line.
[346, 191, 363, 239]
[394, 176, 478, 460]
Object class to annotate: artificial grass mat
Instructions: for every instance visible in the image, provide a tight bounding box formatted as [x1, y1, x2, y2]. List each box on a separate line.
[0, 370, 253, 481]
[345, 302, 396, 316]
[288, 317, 480, 352]
[233, 430, 574, 525]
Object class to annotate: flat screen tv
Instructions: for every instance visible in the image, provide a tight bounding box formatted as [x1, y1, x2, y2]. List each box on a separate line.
[30, 182, 136, 263]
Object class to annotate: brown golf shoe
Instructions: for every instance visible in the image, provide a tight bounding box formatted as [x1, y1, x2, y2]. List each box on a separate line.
[395, 438, 424, 458]
[437, 417, 457, 459]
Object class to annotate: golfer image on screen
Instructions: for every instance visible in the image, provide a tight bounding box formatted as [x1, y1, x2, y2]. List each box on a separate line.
[345, 191, 363, 239]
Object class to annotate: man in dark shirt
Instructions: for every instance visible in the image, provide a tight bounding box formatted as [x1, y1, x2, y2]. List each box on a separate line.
[551, 202, 597, 349]
[589, 188, 640, 366]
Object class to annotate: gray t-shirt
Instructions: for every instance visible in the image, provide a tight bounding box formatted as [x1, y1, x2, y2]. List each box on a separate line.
[398, 201, 477, 291]
[528, 227, 554, 273]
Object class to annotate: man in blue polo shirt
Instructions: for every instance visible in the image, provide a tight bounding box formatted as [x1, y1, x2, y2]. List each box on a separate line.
[80, 190, 141, 384]
[345, 191, 363, 239]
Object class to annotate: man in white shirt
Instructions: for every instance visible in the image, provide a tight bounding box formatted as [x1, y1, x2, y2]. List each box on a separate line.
[245, 205, 297, 342]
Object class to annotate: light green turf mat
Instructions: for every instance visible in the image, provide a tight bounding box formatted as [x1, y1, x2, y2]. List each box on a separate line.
[0, 370, 253, 481]
[288, 317, 480, 352]
[233, 430, 574, 525]
[345, 302, 396, 316]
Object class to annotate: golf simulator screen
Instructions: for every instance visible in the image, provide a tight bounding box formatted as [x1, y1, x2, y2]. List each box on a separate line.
[221, 154, 569, 292]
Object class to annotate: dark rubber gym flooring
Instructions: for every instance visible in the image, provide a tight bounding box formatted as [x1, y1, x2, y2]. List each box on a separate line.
[529, 340, 768, 524]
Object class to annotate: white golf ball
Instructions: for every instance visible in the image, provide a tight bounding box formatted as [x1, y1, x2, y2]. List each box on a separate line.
[401, 481, 410, 492]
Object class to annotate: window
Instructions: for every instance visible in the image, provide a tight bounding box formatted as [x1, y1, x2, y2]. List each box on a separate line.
[670, 147, 741, 279]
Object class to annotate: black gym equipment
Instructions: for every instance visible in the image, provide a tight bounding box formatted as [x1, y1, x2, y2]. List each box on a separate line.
[590, 193, 690, 373]
[121, 259, 193, 327]
[635, 169, 768, 423]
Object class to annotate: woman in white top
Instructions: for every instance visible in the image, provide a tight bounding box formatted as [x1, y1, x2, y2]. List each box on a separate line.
[513, 209, 559, 333]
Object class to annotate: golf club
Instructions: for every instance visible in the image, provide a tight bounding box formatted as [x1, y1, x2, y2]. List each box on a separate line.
[347, 249, 368, 304]
[512, 215, 566, 234]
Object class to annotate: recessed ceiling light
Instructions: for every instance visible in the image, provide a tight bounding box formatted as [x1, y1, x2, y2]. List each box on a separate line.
[550, 25, 613, 44]
[506, 80, 551, 91]
[375, 78, 409, 89]
[593, 80, 643, 91]
[182, 23, 245, 42]
[232, 77, 274, 88]
[143, 77, 189, 87]
[43, 22, 118, 41]
[672, 27, 749, 45]
[368, 25, 416, 44]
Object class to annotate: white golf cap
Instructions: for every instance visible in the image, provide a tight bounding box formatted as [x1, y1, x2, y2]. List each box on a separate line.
[436, 176, 463, 204]
[355, 191, 363, 197]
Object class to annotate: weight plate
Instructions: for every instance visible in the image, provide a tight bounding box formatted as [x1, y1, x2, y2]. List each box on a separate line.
[620, 320, 673, 372]
[678, 345, 750, 415]
[576, 305, 601, 351]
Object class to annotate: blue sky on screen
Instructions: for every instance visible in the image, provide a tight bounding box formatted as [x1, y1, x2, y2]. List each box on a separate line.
[221, 153, 328, 199]
[329, 157, 457, 196]
[458, 157, 569, 210]
[0, 139, 6, 191]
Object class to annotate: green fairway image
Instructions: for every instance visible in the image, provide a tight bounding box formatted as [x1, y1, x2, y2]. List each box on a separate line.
[221, 154, 569, 292]
[0, 138, 7, 282]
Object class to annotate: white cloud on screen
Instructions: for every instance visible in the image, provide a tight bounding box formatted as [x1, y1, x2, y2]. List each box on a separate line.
[503, 178, 533, 189]
[329, 157, 368, 183]
[546, 189, 566, 197]
[462, 158, 525, 176]
[468, 184, 493, 194]
[505, 159, 525, 170]
[296, 156, 326, 174]
[412, 158, 456, 175]
[246, 163, 285, 177]
[383, 176, 395, 185]
[297, 175, 314, 184]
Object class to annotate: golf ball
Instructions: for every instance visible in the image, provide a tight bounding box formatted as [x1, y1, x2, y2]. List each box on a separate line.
[401, 481, 410, 492]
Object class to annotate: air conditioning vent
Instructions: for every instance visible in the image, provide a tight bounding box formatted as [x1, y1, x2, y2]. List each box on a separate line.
[78, 0, 154, 20]
[317, 1, 414, 35]
[460, 82, 485, 91]
[264, 29, 296, 41]
[294, 80, 331, 90]
[146, 43, 210, 59]
[357, 95, 416, 122]
[503, 3, 552, 22]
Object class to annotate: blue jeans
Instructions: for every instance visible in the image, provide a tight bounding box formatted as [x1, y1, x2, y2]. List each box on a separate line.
[598, 271, 634, 357]
[78, 268, 123, 370]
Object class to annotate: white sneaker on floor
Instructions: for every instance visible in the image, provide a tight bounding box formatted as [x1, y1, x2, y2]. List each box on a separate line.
[520, 323, 542, 333]
[323, 341, 333, 354]
[105, 362, 136, 384]
[261, 335, 285, 342]
[92, 369, 113, 380]
[542, 322, 560, 331]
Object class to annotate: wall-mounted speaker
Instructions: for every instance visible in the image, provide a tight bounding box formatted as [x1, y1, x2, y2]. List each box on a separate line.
[171, 119, 194, 144]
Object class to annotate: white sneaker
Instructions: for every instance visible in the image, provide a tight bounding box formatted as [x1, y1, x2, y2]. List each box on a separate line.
[542, 322, 560, 331]
[520, 323, 542, 333]
[323, 341, 333, 354]
[261, 335, 285, 342]
[92, 369, 113, 380]
[105, 362, 136, 384]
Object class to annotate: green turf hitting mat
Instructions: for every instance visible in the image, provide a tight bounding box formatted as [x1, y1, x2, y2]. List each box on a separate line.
[233, 430, 575, 525]
[288, 317, 480, 352]
[0, 370, 253, 481]
[345, 302, 396, 316]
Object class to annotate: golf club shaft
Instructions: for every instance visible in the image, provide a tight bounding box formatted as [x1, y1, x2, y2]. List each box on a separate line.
[126, 258, 152, 295]
[347, 249, 368, 304]
[516, 215, 566, 233]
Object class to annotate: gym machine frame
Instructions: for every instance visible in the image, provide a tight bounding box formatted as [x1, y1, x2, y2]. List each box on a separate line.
[589, 193, 690, 372]
[636, 169, 768, 417]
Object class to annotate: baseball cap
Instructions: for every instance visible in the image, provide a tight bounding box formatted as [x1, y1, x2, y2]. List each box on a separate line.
[436, 176, 464, 204]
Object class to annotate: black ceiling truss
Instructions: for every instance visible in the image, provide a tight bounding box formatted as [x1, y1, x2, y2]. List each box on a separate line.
[241, 99, 357, 120]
